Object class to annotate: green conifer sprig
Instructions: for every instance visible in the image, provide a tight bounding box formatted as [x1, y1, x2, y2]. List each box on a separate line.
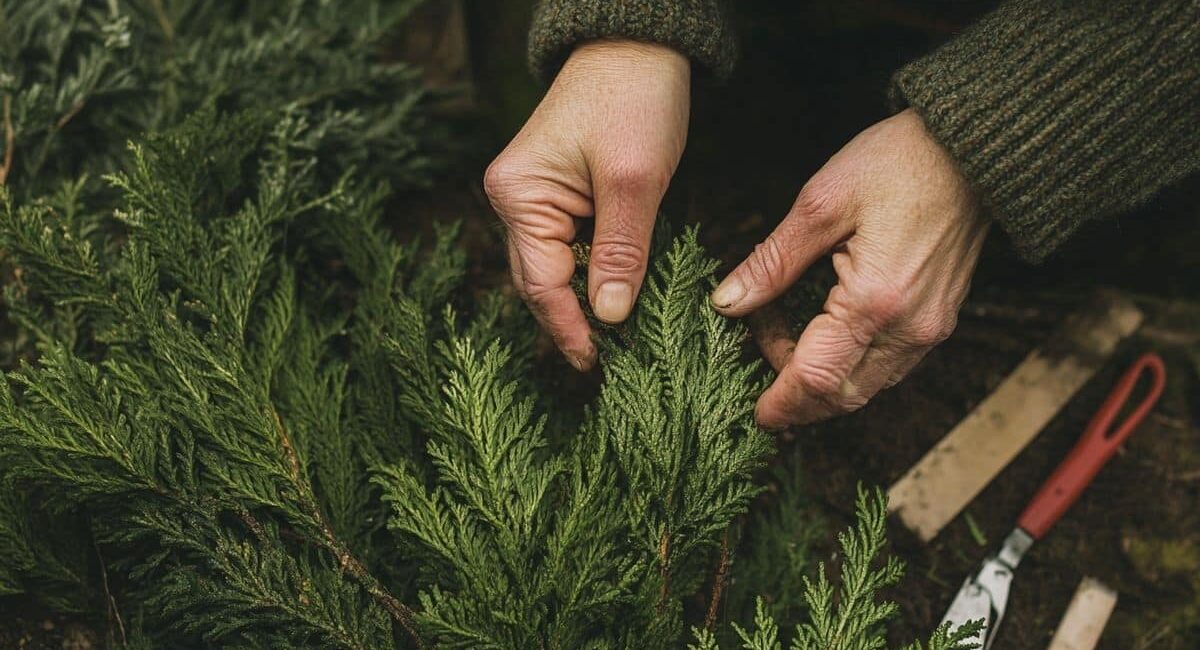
[692, 488, 983, 650]
[586, 229, 774, 618]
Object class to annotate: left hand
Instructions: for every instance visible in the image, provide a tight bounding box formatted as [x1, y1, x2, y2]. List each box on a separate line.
[711, 109, 990, 429]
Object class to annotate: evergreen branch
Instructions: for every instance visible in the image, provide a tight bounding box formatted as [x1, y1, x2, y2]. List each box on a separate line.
[733, 599, 782, 650]
[697, 487, 982, 650]
[272, 405, 425, 649]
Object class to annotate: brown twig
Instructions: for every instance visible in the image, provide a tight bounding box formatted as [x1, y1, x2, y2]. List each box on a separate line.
[269, 407, 424, 648]
[656, 529, 672, 614]
[0, 93, 14, 186]
[148, 0, 175, 44]
[704, 530, 731, 631]
[56, 100, 87, 130]
[94, 538, 128, 648]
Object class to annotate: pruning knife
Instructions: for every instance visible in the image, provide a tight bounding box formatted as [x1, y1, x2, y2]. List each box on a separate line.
[941, 353, 1167, 649]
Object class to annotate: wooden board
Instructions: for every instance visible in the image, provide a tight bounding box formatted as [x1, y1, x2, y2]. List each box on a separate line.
[1047, 577, 1118, 650]
[888, 292, 1143, 541]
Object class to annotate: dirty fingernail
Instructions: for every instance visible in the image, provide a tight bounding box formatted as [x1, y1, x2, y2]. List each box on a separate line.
[711, 276, 747, 309]
[568, 342, 597, 372]
[594, 282, 633, 324]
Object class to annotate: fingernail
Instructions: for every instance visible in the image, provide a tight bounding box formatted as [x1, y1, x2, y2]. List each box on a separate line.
[568, 343, 597, 372]
[594, 282, 633, 324]
[711, 276, 747, 309]
[754, 405, 784, 432]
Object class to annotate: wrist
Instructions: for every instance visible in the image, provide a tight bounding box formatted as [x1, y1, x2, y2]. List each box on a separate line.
[561, 39, 690, 82]
[898, 108, 987, 224]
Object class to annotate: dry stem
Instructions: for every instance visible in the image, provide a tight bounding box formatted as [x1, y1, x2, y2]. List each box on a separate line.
[704, 530, 731, 631]
[270, 407, 424, 648]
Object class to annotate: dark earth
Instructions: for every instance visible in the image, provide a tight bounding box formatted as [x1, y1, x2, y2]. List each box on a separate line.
[3, 1, 1196, 648]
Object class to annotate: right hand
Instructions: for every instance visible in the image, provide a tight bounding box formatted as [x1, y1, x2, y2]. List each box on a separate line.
[484, 40, 691, 371]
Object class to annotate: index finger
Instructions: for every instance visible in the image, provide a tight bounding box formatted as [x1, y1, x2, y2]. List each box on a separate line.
[506, 227, 596, 371]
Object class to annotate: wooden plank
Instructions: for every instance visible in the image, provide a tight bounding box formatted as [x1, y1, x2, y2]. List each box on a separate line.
[888, 292, 1143, 541]
[1047, 577, 1118, 650]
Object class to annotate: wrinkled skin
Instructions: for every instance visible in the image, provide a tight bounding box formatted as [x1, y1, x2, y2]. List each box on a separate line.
[484, 40, 690, 371]
[486, 40, 989, 428]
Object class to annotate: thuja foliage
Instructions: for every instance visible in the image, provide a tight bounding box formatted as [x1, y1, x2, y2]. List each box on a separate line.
[693, 489, 980, 650]
[0, 0, 431, 200]
[0, 1, 985, 647]
[0, 107, 982, 648]
[0, 4, 434, 633]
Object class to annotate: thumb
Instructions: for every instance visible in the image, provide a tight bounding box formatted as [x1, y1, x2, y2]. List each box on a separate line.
[587, 170, 665, 324]
[711, 189, 850, 318]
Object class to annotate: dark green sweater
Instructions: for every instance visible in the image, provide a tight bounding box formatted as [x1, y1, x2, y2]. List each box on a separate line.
[528, 0, 1199, 262]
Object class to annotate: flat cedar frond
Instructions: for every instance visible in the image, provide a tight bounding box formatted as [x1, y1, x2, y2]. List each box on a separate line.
[590, 228, 773, 619]
[0, 2, 968, 647]
[0, 107, 426, 647]
[370, 226, 775, 648]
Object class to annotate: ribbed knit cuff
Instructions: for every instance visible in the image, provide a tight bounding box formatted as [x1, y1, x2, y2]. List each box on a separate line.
[891, 0, 1200, 262]
[528, 0, 737, 83]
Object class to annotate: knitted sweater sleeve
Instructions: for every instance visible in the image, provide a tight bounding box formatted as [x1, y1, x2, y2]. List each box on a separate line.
[527, 0, 737, 82]
[891, 0, 1199, 262]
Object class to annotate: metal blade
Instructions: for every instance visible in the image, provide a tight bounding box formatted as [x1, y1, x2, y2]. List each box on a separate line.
[940, 529, 1033, 650]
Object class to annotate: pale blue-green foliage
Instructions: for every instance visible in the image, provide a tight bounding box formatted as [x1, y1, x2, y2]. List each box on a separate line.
[692, 488, 983, 650]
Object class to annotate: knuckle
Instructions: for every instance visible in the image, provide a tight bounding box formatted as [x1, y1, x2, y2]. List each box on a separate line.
[862, 283, 907, 328]
[603, 158, 670, 196]
[591, 233, 646, 275]
[909, 312, 958, 347]
[790, 179, 842, 227]
[521, 276, 559, 304]
[483, 156, 522, 202]
[791, 359, 844, 400]
[745, 236, 789, 287]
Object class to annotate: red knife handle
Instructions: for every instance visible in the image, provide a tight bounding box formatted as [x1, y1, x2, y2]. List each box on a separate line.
[1017, 353, 1166, 540]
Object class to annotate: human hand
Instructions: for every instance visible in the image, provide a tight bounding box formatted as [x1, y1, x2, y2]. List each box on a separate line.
[484, 40, 690, 371]
[711, 109, 989, 428]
